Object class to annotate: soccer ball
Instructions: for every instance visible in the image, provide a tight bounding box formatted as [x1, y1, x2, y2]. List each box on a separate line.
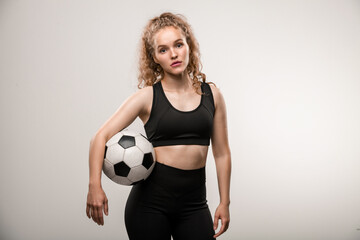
[102, 129, 156, 185]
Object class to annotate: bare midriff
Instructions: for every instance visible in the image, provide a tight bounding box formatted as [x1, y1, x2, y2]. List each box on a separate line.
[154, 145, 209, 170]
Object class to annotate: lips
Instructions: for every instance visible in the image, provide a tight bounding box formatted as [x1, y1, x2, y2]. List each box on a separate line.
[171, 61, 182, 66]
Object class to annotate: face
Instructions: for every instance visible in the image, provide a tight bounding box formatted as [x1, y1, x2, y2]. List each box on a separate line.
[152, 26, 190, 76]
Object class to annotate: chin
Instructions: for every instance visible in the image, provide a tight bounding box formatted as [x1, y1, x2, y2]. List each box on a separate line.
[172, 70, 187, 76]
[174, 66, 188, 72]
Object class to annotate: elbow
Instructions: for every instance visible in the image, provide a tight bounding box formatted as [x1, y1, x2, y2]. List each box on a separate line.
[213, 145, 231, 160]
[90, 132, 106, 145]
[90, 133, 98, 144]
[213, 153, 231, 165]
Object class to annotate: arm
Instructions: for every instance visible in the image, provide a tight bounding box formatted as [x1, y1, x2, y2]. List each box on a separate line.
[209, 85, 232, 238]
[86, 86, 151, 226]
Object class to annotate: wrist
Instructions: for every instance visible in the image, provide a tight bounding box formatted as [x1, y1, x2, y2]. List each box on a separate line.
[220, 200, 230, 206]
[88, 181, 102, 189]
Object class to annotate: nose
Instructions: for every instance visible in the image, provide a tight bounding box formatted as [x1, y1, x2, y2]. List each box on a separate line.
[170, 48, 177, 59]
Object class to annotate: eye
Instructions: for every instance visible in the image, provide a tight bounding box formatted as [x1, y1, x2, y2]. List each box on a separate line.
[176, 43, 183, 48]
[159, 48, 166, 53]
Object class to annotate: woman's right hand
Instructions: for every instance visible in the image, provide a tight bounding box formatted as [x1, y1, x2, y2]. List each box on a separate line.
[86, 185, 109, 225]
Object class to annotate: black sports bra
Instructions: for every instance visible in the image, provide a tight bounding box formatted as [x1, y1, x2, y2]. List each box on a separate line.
[144, 81, 215, 147]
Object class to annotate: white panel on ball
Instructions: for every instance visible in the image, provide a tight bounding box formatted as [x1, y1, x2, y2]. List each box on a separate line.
[121, 129, 139, 137]
[103, 158, 116, 179]
[123, 147, 144, 168]
[106, 144, 125, 164]
[134, 135, 153, 154]
[127, 165, 148, 183]
[111, 175, 133, 185]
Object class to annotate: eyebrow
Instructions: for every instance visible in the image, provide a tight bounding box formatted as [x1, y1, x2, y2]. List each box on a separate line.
[157, 39, 183, 49]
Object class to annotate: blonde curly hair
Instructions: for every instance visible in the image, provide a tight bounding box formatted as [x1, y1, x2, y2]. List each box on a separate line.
[137, 12, 215, 94]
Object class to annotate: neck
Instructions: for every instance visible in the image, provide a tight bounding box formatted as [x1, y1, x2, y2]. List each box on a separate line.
[161, 72, 192, 92]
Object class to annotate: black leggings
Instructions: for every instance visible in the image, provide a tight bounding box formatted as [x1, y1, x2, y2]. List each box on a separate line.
[125, 161, 216, 240]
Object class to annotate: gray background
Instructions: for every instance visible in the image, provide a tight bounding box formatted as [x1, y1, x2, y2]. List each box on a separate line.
[1, 0, 359, 239]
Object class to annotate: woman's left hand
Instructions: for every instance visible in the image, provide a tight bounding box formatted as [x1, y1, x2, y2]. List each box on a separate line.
[213, 203, 230, 238]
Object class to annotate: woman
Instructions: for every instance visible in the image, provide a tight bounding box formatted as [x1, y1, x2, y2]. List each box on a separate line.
[86, 12, 231, 240]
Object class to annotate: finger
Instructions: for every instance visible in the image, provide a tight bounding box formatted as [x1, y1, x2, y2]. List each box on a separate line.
[104, 198, 109, 216]
[97, 205, 104, 225]
[94, 205, 101, 225]
[214, 218, 229, 238]
[214, 223, 225, 238]
[213, 215, 219, 231]
[224, 218, 230, 232]
[86, 204, 91, 218]
[90, 206, 95, 222]
[91, 206, 99, 225]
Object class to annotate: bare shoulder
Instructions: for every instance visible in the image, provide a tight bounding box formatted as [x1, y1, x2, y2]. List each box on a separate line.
[139, 85, 153, 94]
[130, 85, 153, 104]
[134, 85, 152, 97]
[134, 85, 153, 114]
[208, 83, 225, 110]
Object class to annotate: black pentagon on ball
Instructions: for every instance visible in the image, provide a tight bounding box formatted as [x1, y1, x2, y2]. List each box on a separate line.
[118, 135, 135, 149]
[114, 161, 131, 177]
[142, 153, 154, 169]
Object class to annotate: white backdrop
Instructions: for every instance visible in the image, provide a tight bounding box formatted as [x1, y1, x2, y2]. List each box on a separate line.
[0, 0, 359, 239]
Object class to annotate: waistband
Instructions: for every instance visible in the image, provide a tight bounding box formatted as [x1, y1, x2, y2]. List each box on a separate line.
[155, 161, 205, 172]
[148, 161, 206, 190]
